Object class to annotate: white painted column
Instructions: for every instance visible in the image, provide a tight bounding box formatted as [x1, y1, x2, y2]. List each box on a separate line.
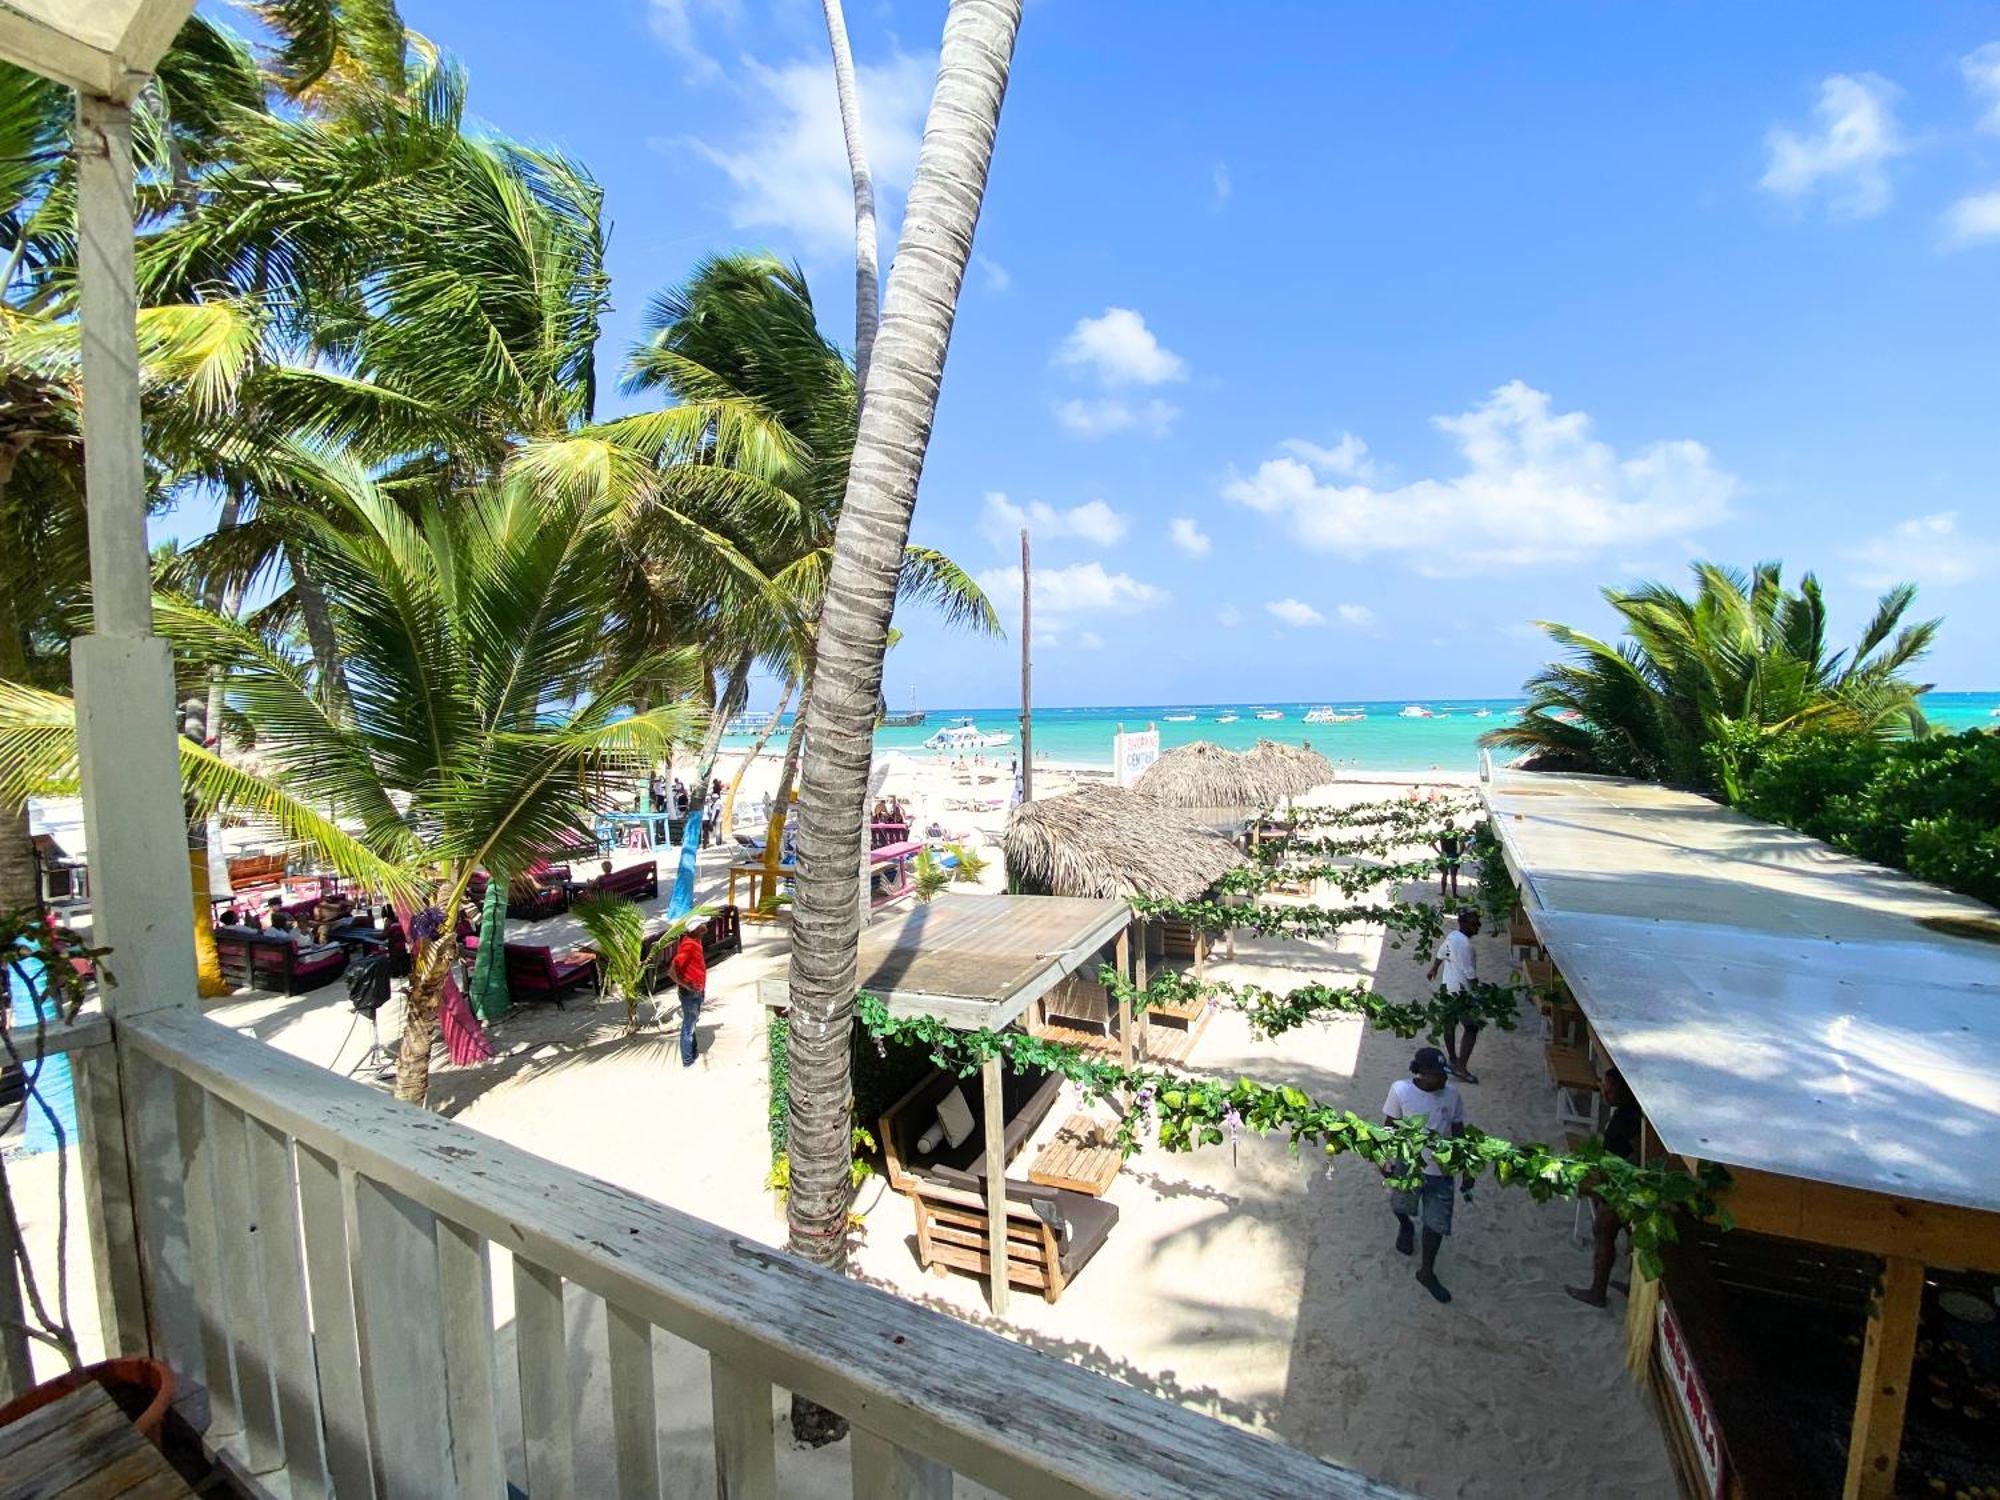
[72, 92, 197, 1016]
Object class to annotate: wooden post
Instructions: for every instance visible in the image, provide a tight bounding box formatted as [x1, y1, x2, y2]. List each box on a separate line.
[1113, 926, 1133, 1071]
[981, 1056, 1008, 1315]
[1019, 528, 1033, 803]
[1843, 1256, 1924, 1500]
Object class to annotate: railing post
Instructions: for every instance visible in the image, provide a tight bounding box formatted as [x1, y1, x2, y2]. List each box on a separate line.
[709, 1355, 776, 1500]
[852, 1429, 951, 1499]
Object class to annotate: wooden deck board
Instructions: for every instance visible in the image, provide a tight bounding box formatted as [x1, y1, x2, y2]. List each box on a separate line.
[1028, 1115, 1123, 1197]
[0, 1382, 192, 1500]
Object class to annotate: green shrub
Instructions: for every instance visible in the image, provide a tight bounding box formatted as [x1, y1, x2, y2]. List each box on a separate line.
[767, 1013, 789, 1166]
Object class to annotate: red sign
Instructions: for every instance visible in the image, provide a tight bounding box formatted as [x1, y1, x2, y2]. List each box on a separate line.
[1657, 1295, 1727, 1499]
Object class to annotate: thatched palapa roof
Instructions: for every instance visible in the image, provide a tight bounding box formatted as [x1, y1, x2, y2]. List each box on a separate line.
[1248, 738, 1336, 797]
[1134, 739, 1273, 811]
[1004, 785, 1248, 902]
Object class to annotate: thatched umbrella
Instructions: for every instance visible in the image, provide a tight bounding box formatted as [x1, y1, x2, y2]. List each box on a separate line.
[1004, 785, 1247, 901]
[1247, 738, 1336, 797]
[1134, 739, 1272, 812]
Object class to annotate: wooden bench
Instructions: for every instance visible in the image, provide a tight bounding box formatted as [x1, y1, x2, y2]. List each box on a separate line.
[214, 933, 349, 995]
[1028, 1114, 1123, 1197]
[909, 1173, 1118, 1304]
[502, 943, 598, 1007]
[226, 851, 288, 892]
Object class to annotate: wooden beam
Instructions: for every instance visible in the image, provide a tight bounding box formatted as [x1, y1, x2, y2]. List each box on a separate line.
[1114, 926, 1132, 1071]
[982, 1056, 1008, 1316]
[1719, 1167, 2000, 1273]
[1843, 1256, 1923, 1500]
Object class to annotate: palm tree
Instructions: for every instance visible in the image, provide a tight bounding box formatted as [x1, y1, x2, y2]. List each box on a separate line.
[784, 0, 1023, 1349]
[820, 0, 880, 394]
[1482, 562, 1937, 796]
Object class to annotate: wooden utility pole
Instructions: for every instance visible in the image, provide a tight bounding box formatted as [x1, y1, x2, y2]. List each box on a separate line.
[1019, 528, 1033, 801]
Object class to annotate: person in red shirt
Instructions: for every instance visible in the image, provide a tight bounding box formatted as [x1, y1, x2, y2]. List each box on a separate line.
[667, 928, 707, 1067]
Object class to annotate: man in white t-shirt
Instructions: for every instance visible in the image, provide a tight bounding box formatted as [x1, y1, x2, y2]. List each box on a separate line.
[1383, 1045, 1472, 1304]
[1426, 908, 1484, 1083]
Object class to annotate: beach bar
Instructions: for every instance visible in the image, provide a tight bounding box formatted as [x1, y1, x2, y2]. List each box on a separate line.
[760, 894, 1134, 1313]
[1485, 766, 2000, 1500]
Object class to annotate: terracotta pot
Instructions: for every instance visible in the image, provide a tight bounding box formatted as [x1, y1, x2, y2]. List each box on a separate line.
[0, 1356, 176, 1445]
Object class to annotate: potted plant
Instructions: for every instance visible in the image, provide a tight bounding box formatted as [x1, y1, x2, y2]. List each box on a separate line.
[0, 908, 176, 1444]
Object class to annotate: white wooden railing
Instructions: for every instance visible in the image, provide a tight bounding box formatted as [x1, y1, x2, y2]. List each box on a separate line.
[24, 1008, 1406, 1499]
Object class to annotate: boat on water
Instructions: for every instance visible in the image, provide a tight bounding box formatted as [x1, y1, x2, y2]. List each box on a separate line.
[1163, 713, 1196, 722]
[923, 717, 1011, 752]
[1255, 709, 1284, 721]
[1215, 712, 1240, 724]
[879, 688, 926, 728]
[1398, 705, 1434, 719]
[1304, 707, 1337, 724]
[1472, 708, 1492, 719]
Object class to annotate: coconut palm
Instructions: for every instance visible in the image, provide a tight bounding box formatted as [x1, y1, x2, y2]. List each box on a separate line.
[819, 0, 880, 393]
[784, 0, 1024, 1345]
[1482, 562, 1937, 796]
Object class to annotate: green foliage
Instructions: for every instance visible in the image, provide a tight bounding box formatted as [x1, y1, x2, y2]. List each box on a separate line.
[1484, 562, 1937, 792]
[1740, 730, 2000, 905]
[911, 848, 951, 904]
[766, 1013, 790, 1165]
[947, 842, 988, 884]
[855, 991, 1728, 1275]
[1468, 819, 1516, 927]
[570, 893, 647, 1026]
[1131, 893, 1447, 953]
[1103, 965, 1523, 1042]
[1219, 855, 1443, 901]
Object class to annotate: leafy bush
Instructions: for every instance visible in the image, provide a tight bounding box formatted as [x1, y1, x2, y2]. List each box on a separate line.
[1740, 731, 2000, 906]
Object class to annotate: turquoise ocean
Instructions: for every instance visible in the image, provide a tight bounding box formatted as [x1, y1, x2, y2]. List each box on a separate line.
[726, 691, 2000, 774]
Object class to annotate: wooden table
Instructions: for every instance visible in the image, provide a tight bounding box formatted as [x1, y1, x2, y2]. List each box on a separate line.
[0, 1380, 193, 1499]
[1028, 1114, 1123, 1197]
[727, 860, 795, 921]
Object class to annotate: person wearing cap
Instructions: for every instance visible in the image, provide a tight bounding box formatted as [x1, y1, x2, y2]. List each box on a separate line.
[1426, 907, 1484, 1083]
[1567, 1066, 1642, 1308]
[1383, 1045, 1474, 1304]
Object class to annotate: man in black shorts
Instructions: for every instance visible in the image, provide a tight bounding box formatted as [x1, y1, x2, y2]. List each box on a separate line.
[1568, 1067, 1641, 1307]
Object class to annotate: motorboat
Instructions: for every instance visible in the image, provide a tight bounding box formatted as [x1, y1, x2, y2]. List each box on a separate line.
[1163, 713, 1196, 722]
[923, 718, 1011, 752]
[1215, 712, 1240, 724]
[1304, 707, 1337, 724]
[1255, 709, 1284, 721]
[1472, 708, 1492, 719]
[1398, 705, 1434, 719]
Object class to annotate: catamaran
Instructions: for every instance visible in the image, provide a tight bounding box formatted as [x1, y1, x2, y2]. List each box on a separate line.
[923, 718, 1011, 752]
[1163, 712, 1196, 722]
[1398, 705, 1434, 719]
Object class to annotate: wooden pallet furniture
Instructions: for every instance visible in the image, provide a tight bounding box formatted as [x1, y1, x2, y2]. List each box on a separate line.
[224, 850, 287, 893]
[879, 1065, 1062, 1194]
[213, 933, 349, 995]
[0, 1380, 193, 1500]
[908, 1172, 1118, 1305]
[502, 943, 598, 1007]
[1028, 1114, 1123, 1197]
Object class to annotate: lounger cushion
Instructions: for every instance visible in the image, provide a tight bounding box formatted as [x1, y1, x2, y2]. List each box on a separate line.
[935, 1085, 975, 1148]
[1057, 1192, 1119, 1277]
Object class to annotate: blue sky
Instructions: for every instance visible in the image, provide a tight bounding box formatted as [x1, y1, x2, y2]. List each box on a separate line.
[203, 1, 2000, 707]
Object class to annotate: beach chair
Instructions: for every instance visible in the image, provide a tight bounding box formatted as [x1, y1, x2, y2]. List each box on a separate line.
[907, 1171, 1118, 1304]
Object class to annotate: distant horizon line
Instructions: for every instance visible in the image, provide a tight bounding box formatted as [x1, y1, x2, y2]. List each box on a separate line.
[730, 687, 2000, 715]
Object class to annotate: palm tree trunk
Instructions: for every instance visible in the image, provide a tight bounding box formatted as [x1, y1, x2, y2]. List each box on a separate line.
[287, 542, 352, 719]
[720, 673, 795, 838]
[395, 923, 458, 1105]
[822, 0, 880, 394]
[201, 489, 246, 746]
[0, 445, 42, 919]
[762, 663, 814, 888]
[785, 0, 1021, 1355]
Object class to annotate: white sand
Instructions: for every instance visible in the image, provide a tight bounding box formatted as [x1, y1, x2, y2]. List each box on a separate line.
[7, 763, 1675, 1496]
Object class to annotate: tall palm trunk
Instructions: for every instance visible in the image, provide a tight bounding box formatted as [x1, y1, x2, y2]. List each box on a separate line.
[822, 0, 880, 394]
[762, 663, 814, 889]
[720, 672, 795, 838]
[201, 489, 246, 746]
[395, 879, 462, 1105]
[287, 542, 352, 719]
[785, 0, 1021, 1311]
[0, 444, 42, 919]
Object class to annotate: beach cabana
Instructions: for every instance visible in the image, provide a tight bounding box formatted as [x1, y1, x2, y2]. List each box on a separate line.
[1487, 767, 2000, 1500]
[759, 895, 1132, 1314]
[1246, 738, 1336, 798]
[1134, 738, 1269, 814]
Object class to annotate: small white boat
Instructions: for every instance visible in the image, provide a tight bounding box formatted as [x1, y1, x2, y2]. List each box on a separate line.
[1163, 713, 1196, 722]
[1398, 705, 1434, 719]
[1472, 708, 1492, 719]
[1215, 712, 1240, 724]
[1304, 707, 1337, 724]
[923, 717, 1012, 752]
[1990, 707, 2000, 718]
[1255, 709, 1284, 721]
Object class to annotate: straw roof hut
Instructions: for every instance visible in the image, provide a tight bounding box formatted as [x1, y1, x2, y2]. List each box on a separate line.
[1005, 785, 1248, 902]
[1248, 738, 1336, 797]
[1134, 739, 1272, 811]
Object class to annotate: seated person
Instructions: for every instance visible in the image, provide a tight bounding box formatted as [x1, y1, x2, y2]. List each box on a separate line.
[217, 906, 254, 932]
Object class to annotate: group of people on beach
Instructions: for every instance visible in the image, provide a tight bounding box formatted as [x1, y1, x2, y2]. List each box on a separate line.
[1383, 887, 1641, 1308]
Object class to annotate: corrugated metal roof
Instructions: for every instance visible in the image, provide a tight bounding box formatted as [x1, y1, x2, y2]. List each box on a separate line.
[758, 894, 1132, 1031]
[1488, 770, 2000, 1213]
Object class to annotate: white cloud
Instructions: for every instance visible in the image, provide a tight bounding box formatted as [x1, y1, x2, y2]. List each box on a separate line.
[647, 0, 740, 75]
[1076, 631, 1105, 650]
[1266, 598, 1326, 628]
[1054, 308, 1188, 386]
[1336, 603, 1376, 627]
[1212, 162, 1232, 207]
[1965, 43, 2000, 131]
[1055, 397, 1180, 439]
[1222, 380, 1737, 576]
[1846, 511, 1997, 588]
[1216, 605, 1242, 627]
[1168, 517, 1212, 558]
[976, 561, 1165, 618]
[1760, 73, 1904, 219]
[1942, 189, 2000, 248]
[974, 253, 1012, 292]
[981, 492, 1128, 547]
[685, 51, 932, 251]
[1280, 433, 1376, 482]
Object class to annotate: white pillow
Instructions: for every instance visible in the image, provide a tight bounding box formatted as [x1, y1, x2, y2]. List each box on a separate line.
[915, 1122, 945, 1155]
[935, 1085, 976, 1149]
